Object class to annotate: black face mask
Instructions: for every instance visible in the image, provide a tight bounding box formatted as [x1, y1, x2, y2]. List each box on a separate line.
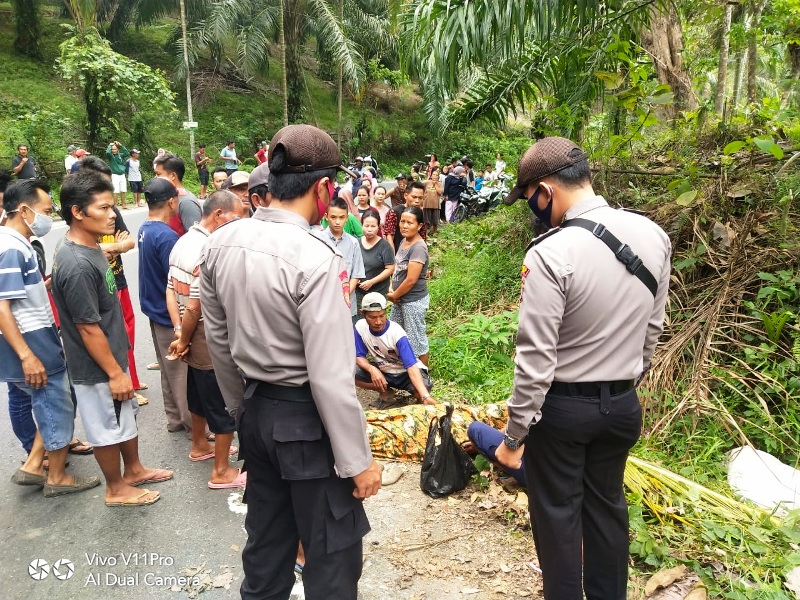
[527, 186, 553, 229]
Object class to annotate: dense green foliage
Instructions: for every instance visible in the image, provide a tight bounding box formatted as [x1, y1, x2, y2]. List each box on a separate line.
[57, 27, 177, 150]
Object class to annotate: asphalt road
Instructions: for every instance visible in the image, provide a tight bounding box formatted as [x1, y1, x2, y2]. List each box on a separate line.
[0, 206, 249, 599]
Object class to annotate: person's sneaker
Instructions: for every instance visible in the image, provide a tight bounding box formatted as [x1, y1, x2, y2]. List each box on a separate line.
[43, 476, 101, 498]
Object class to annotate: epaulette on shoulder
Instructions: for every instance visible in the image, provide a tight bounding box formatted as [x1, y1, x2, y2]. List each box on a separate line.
[620, 207, 647, 216]
[525, 226, 563, 252]
[308, 231, 338, 255]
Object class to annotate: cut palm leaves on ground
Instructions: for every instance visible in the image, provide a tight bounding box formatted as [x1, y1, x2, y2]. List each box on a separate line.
[625, 455, 800, 595]
[643, 212, 799, 459]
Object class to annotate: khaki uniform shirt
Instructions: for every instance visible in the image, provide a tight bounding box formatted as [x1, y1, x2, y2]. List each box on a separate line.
[507, 196, 671, 439]
[199, 207, 373, 478]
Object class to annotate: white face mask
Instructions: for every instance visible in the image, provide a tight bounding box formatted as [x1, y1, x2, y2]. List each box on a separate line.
[0, 209, 6, 225]
[19, 205, 54, 237]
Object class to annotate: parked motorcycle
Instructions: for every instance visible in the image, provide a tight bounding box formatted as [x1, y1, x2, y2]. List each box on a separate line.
[453, 188, 487, 222]
[477, 173, 512, 208]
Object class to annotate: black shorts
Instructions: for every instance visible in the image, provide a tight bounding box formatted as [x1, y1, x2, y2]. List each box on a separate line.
[129, 181, 144, 193]
[187, 366, 236, 434]
[198, 169, 209, 185]
[355, 366, 432, 393]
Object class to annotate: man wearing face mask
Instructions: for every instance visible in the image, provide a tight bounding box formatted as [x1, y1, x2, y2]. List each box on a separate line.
[200, 124, 383, 600]
[494, 137, 671, 600]
[0, 179, 101, 497]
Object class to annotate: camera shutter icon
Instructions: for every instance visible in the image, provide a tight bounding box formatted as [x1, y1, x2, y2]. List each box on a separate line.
[28, 559, 50, 581]
[53, 558, 75, 580]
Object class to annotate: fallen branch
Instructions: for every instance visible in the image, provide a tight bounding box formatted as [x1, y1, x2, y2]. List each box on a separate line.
[593, 168, 720, 179]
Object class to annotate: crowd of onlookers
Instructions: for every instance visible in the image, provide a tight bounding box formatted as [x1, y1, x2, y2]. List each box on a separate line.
[0, 139, 515, 509]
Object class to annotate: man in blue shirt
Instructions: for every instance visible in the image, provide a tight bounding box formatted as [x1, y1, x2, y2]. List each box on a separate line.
[138, 178, 192, 436]
[0, 179, 100, 497]
[220, 140, 241, 176]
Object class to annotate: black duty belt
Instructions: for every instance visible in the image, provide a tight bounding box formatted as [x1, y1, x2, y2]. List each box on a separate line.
[244, 380, 314, 403]
[550, 380, 635, 397]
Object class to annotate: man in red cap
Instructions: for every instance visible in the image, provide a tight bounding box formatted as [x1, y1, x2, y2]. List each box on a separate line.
[495, 137, 671, 600]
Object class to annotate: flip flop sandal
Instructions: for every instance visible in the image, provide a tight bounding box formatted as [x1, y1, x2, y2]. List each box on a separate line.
[135, 383, 149, 390]
[189, 446, 239, 462]
[67, 439, 94, 455]
[207, 469, 247, 489]
[105, 489, 161, 507]
[129, 469, 174, 487]
[146, 362, 160, 370]
[134, 393, 149, 405]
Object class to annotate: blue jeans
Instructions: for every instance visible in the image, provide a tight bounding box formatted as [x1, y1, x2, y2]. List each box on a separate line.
[8, 383, 36, 453]
[467, 421, 527, 486]
[7, 369, 76, 452]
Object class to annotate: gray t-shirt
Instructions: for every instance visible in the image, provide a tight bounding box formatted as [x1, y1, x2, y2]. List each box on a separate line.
[391, 240, 428, 303]
[12, 155, 37, 179]
[52, 238, 129, 384]
[178, 190, 202, 232]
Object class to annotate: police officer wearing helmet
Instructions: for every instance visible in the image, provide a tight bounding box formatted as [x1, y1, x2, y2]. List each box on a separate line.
[200, 124, 382, 600]
[495, 137, 671, 600]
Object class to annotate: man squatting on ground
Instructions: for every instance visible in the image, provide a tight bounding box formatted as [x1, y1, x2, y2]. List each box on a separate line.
[200, 124, 383, 600]
[354, 292, 435, 405]
[494, 137, 671, 600]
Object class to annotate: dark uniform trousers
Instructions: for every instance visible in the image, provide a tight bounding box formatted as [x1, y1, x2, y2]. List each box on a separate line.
[522, 384, 642, 600]
[238, 383, 371, 600]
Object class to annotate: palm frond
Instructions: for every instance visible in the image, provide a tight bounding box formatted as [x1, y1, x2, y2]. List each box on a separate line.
[307, 0, 365, 88]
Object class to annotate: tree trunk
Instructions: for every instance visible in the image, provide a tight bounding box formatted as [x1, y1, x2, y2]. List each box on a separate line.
[731, 49, 744, 109]
[11, 0, 41, 59]
[639, 3, 696, 116]
[715, 1, 733, 115]
[284, 0, 306, 123]
[278, 0, 289, 127]
[337, 0, 343, 152]
[747, 0, 768, 104]
[180, 0, 195, 156]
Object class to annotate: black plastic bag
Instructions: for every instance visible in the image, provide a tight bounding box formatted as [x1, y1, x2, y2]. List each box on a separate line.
[420, 404, 478, 498]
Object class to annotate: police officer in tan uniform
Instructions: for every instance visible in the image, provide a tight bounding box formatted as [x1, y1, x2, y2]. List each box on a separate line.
[200, 125, 382, 600]
[495, 138, 671, 600]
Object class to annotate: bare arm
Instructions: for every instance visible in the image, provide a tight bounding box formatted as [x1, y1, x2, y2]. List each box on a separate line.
[11, 158, 27, 174]
[98, 230, 134, 256]
[359, 264, 394, 291]
[387, 260, 423, 302]
[168, 298, 201, 359]
[407, 365, 434, 404]
[75, 323, 133, 400]
[166, 286, 182, 331]
[356, 356, 387, 392]
[0, 300, 47, 387]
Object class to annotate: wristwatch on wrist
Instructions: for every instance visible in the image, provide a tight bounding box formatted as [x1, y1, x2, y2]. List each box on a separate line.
[173, 326, 182, 332]
[503, 433, 526, 450]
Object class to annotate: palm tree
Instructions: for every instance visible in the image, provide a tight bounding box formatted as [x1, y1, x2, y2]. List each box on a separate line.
[10, 0, 42, 59]
[403, 0, 669, 135]
[192, 0, 390, 124]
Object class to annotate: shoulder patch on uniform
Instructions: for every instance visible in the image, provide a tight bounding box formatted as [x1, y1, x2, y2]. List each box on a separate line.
[525, 227, 563, 252]
[339, 269, 351, 308]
